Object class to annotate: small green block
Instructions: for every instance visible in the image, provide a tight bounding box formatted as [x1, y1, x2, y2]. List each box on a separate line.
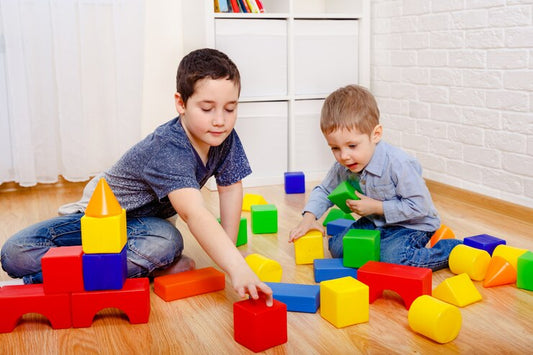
[322, 208, 355, 226]
[517, 251, 533, 291]
[251, 204, 278, 234]
[343, 229, 380, 268]
[327, 181, 362, 214]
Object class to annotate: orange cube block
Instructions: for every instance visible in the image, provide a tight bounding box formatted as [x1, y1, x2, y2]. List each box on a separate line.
[154, 267, 225, 301]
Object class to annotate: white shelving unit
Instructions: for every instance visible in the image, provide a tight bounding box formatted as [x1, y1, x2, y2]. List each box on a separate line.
[182, 0, 370, 188]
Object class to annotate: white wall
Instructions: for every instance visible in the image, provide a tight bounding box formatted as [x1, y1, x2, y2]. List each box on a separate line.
[371, 0, 533, 208]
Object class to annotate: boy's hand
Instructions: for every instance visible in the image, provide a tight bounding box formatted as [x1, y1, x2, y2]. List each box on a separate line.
[288, 212, 324, 242]
[231, 266, 273, 306]
[346, 191, 384, 216]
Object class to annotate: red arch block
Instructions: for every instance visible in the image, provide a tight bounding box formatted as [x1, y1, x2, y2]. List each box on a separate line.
[71, 278, 150, 328]
[357, 261, 432, 309]
[0, 284, 71, 333]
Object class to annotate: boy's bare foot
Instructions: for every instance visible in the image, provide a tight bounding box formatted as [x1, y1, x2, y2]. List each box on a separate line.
[151, 255, 196, 278]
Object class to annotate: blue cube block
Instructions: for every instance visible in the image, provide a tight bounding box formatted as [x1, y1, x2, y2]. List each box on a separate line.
[82, 245, 127, 291]
[284, 171, 305, 194]
[265, 282, 320, 313]
[313, 258, 357, 283]
[326, 218, 355, 236]
[464, 234, 506, 255]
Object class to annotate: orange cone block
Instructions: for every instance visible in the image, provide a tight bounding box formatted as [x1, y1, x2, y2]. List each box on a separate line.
[483, 256, 517, 288]
[85, 178, 123, 217]
[429, 224, 455, 248]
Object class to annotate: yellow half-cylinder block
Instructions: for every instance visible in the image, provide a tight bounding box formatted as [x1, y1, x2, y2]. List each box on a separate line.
[432, 273, 482, 307]
[492, 244, 528, 270]
[294, 230, 324, 265]
[81, 208, 127, 254]
[449, 244, 491, 281]
[245, 253, 282, 282]
[320, 276, 369, 328]
[408, 295, 462, 344]
[242, 193, 268, 212]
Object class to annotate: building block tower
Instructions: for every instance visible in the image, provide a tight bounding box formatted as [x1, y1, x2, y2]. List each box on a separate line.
[0, 178, 150, 333]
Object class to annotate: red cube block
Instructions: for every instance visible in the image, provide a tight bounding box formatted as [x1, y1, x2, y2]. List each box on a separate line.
[41, 246, 84, 294]
[233, 297, 287, 352]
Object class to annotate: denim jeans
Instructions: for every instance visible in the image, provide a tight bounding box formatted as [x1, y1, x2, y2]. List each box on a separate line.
[328, 217, 462, 271]
[1, 213, 183, 284]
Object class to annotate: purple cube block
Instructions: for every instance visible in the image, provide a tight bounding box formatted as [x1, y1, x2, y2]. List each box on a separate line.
[464, 234, 506, 255]
[284, 171, 305, 194]
[82, 245, 128, 291]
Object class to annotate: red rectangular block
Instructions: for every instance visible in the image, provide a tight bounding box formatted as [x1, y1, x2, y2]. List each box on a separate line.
[153, 267, 225, 301]
[41, 246, 84, 294]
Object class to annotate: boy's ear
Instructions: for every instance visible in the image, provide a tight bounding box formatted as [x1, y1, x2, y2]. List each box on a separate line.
[174, 92, 185, 115]
[372, 124, 383, 143]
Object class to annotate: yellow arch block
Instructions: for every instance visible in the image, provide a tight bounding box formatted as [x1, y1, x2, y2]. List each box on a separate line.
[81, 209, 127, 254]
[245, 253, 282, 282]
[449, 244, 491, 281]
[408, 295, 462, 344]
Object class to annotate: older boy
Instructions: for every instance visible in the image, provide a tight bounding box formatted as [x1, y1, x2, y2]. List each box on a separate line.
[289, 85, 460, 271]
[2, 48, 272, 303]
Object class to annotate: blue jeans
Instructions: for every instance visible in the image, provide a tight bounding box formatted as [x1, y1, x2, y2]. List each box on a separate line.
[1, 213, 183, 284]
[328, 217, 462, 271]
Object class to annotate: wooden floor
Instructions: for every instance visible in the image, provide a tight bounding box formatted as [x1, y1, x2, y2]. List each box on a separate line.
[0, 179, 532, 354]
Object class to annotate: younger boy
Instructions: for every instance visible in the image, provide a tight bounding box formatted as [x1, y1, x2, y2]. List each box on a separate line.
[289, 85, 460, 271]
[1, 48, 272, 304]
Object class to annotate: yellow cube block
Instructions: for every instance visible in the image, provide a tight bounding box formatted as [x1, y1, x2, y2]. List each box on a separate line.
[81, 208, 127, 254]
[320, 276, 369, 328]
[245, 253, 282, 282]
[294, 230, 324, 265]
[242, 193, 268, 212]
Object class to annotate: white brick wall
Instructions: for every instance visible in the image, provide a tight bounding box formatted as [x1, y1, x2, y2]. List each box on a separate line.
[371, 0, 533, 208]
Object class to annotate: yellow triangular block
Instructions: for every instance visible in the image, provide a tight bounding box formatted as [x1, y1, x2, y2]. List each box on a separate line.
[242, 193, 268, 212]
[85, 178, 122, 217]
[483, 256, 517, 288]
[433, 273, 482, 307]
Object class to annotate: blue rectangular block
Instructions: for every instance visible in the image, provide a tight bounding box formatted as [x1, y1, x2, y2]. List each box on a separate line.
[464, 234, 506, 255]
[313, 258, 357, 283]
[284, 171, 305, 194]
[326, 218, 354, 236]
[82, 245, 127, 291]
[265, 282, 320, 313]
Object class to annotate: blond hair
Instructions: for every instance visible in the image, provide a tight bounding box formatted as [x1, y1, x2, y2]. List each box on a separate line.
[320, 85, 380, 136]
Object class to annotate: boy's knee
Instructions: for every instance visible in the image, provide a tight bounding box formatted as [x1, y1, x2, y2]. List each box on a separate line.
[1, 239, 44, 278]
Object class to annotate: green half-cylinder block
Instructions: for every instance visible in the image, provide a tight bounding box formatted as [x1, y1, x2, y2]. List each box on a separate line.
[327, 180, 362, 214]
[251, 204, 278, 234]
[322, 208, 355, 226]
[343, 229, 380, 268]
[517, 251, 533, 291]
[217, 217, 248, 247]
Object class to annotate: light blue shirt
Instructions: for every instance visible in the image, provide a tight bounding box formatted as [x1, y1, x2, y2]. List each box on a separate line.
[303, 141, 440, 232]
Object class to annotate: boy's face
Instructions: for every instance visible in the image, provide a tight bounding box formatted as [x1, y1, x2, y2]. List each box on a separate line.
[175, 77, 239, 156]
[324, 125, 382, 173]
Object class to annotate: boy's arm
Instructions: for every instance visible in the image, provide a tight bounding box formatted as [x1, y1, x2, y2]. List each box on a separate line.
[217, 181, 243, 244]
[168, 188, 272, 305]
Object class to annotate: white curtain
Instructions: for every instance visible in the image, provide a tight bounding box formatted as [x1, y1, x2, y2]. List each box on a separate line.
[0, 0, 144, 186]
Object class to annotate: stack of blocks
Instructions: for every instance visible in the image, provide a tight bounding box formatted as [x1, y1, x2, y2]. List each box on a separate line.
[0, 178, 150, 333]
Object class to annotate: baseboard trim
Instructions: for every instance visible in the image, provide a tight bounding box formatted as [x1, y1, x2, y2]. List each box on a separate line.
[426, 179, 533, 224]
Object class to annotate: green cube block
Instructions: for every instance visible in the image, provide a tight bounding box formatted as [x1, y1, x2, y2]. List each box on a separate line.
[251, 204, 278, 234]
[217, 217, 248, 247]
[517, 251, 533, 291]
[327, 181, 362, 214]
[322, 208, 355, 226]
[343, 229, 380, 268]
